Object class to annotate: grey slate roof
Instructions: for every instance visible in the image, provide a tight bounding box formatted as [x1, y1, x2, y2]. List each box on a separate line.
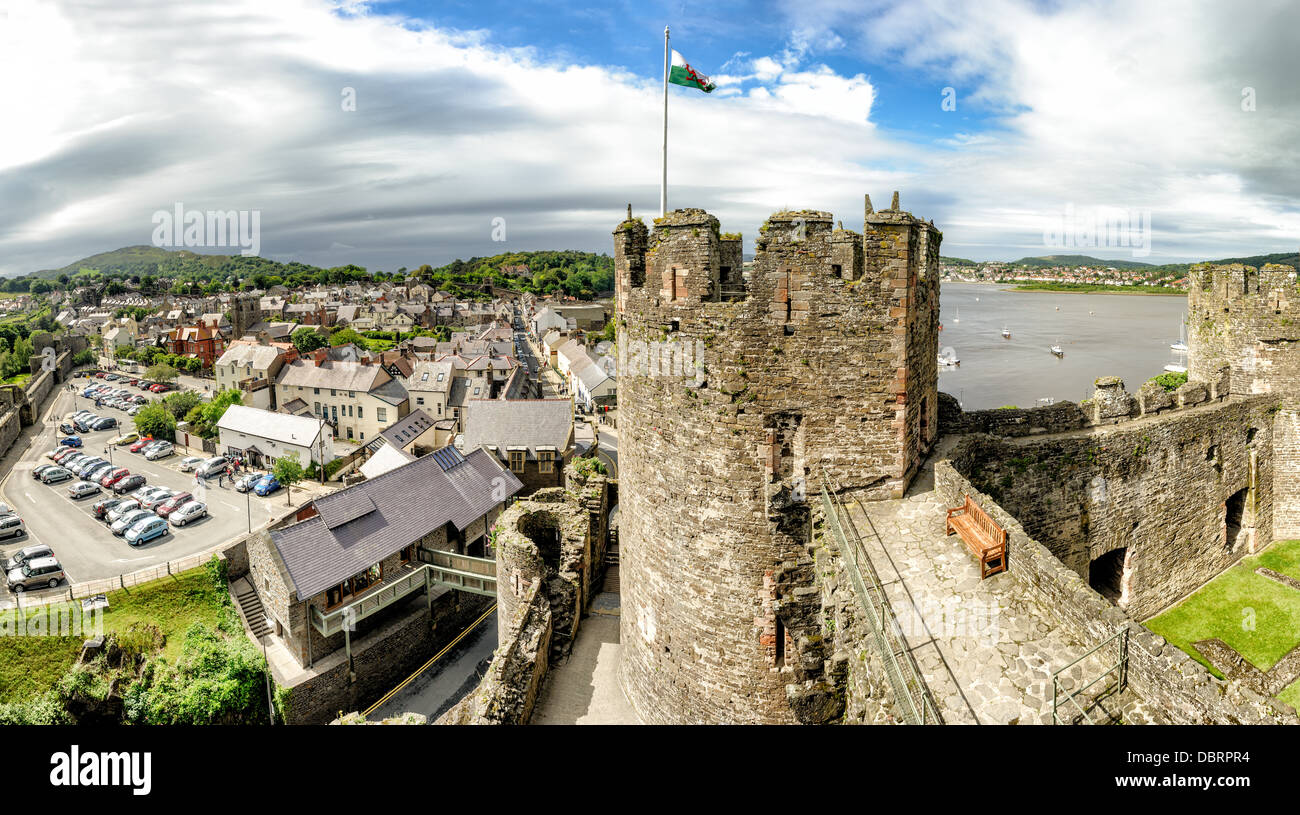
[270, 447, 521, 599]
[461, 399, 573, 461]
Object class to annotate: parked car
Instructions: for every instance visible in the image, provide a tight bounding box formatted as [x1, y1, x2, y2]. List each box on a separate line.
[253, 475, 281, 497]
[73, 418, 94, 433]
[7, 556, 65, 591]
[78, 459, 111, 479]
[125, 516, 169, 546]
[53, 448, 79, 464]
[155, 492, 194, 518]
[112, 474, 147, 494]
[0, 515, 25, 541]
[140, 489, 177, 510]
[42, 467, 74, 484]
[67, 480, 101, 499]
[111, 509, 154, 536]
[178, 456, 205, 472]
[90, 417, 118, 431]
[233, 473, 260, 493]
[169, 501, 208, 527]
[32, 463, 55, 479]
[104, 373, 119, 381]
[106, 500, 142, 523]
[129, 437, 156, 453]
[3, 543, 49, 571]
[144, 442, 175, 461]
[195, 457, 229, 478]
[58, 422, 75, 435]
[58, 435, 82, 448]
[112, 432, 140, 447]
[93, 496, 129, 519]
[45, 448, 63, 461]
[100, 467, 131, 488]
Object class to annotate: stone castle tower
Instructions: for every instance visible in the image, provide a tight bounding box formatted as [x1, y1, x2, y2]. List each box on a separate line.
[612, 194, 941, 723]
[230, 292, 259, 339]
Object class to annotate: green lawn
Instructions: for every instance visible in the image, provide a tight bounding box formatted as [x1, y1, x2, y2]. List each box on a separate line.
[1279, 678, 1300, 712]
[1146, 540, 1300, 679]
[0, 566, 229, 703]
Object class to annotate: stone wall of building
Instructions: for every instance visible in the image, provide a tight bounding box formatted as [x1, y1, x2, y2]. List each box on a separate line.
[946, 394, 1276, 620]
[1271, 409, 1300, 539]
[612, 194, 941, 724]
[1187, 263, 1300, 400]
[933, 460, 1296, 725]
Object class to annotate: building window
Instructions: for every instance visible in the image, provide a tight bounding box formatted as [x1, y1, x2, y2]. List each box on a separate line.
[376, 407, 386, 422]
[509, 450, 525, 473]
[416, 397, 424, 406]
[357, 406, 363, 419]
[314, 387, 320, 395]
[314, 402, 320, 415]
[330, 389, 336, 397]
[538, 450, 554, 473]
[400, 544, 415, 564]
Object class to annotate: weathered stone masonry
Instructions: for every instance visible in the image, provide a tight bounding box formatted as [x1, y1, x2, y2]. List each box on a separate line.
[613, 194, 940, 723]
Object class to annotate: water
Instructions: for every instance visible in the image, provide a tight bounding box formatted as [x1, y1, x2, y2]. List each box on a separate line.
[937, 282, 1188, 411]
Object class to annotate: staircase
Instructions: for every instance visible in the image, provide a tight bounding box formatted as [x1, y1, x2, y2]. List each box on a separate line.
[235, 584, 271, 638]
[602, 541, 620, 594]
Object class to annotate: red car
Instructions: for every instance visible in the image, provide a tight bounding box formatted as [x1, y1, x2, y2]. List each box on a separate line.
[148, 384, 164, 393]
[155, 492, 194, 518]
[100, 467, 131, 488]
[95, 372, 107, 378]
[129, 437, 156, 453]
[125, 379, 138, 385]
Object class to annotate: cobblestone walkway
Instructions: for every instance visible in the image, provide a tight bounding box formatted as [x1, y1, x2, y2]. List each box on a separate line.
[844, 456, 1118, 724]
[531, 593, 641, 724]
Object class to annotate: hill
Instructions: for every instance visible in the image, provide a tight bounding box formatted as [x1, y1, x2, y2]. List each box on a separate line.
[940, 256, 980, 267]
[1009, 254, 1154, 269]
[33, 245, 235, 279]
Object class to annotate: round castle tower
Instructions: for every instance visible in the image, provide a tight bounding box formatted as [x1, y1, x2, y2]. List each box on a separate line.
[612, 195, 942, 723]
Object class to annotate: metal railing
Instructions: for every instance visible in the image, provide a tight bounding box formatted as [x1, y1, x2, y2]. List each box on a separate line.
[419, 549, 497, 597]
[1052, 626, 1128, 725]
[819, 470, 942, 725]
[311, 566, 433, 637]
[2, 549, 218, 612]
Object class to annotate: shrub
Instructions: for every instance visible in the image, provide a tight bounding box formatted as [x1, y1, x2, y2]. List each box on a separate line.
[1148, 370, 1188, 392]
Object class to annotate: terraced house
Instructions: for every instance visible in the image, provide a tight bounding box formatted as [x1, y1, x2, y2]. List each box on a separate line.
[274, 355, 410, 442]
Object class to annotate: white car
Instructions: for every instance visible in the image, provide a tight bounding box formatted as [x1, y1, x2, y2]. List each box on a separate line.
[178, 456, 205, 472]
[144, 442, 175, 460]
[105, 499, 142, 523]
[67, 480, 101, 499]
[168, 501, 208, 526]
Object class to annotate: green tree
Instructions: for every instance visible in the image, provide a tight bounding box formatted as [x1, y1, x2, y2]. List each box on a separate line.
[271, 452, 305, 506]
[292, 327, 328, 353]
[329, 327, 366, 348]
[193, 389, 242, 437]
[145, 363, 179, 383]
[161, 390, 202, 420]
[133, 403, 177, 441]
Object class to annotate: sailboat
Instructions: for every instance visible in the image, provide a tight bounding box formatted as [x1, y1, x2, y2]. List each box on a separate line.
[953, 307, 960, 324]
[938, 349, 960, 367]
[1050, 340, 1064, 357]
[1163, 363, 1187, 373]
[1171, 320, 1188, 352]
[1001, 326, 1011, 339]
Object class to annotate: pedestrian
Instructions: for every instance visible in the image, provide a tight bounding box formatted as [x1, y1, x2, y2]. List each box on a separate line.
[218, 473, 224, 488]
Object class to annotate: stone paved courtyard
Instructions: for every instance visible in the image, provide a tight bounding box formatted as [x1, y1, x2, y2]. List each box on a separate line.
[845, 452, 1121, 724]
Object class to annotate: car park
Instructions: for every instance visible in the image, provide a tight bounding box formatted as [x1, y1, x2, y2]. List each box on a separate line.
[178, 456, 205, 472]
[41, 467, 74, 484]
[112, 474, 147, 494]
[3, 543, 49, 571]
[59, 435, 82, 448]
[68, 480, 101, 499]
[7, 556, 65, 591]
[0, 516, 27, 542]
[254, 475, 281, 497]
[99, 468, 130, 488]
[144, 442, 175, 461]
[125, 516, 168, 546]
[92, 496, 129, 519]
[111, 509, 153, 536]
[155, 492, 193, 518]
[169, 501, 207, 526]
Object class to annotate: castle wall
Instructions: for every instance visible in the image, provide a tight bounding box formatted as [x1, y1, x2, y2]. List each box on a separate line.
[613, 197, 940, 723]
[1188, 263, 1300, 400]
[948, 396, 1276, 620]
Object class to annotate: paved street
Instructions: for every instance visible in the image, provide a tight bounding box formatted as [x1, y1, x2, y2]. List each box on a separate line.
[0, 385, 308, 602]
[368, 614, 499, 722]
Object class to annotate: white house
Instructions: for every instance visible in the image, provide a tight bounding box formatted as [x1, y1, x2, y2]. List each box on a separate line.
[216, 405, 335, 469]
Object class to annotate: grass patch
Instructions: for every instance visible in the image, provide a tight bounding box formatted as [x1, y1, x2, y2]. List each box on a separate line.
[1278, 678, 1300, 712]
[0, 566, 229, 703]
[1146, 540, 1300, 678]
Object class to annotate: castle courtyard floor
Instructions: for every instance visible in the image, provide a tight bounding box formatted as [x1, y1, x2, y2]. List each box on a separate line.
[846, 453, 1123, 724]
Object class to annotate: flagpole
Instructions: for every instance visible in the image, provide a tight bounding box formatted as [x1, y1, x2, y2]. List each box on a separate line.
[661, 25, 669, 218]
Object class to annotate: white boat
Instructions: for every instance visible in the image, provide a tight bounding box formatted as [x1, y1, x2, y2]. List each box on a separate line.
[1050, 342, 1064, 357]
[953, 307, 960, 324]
[1171, 320, 1188, 352]
[938, 352, 960, 367]
[1163, 363, 1187, 373]
[1001, 326, 1011, 339]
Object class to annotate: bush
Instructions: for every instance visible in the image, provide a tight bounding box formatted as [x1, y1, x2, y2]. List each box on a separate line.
[72, 349, 96, 366]
[161, 390, 202, 420]
[133, 403, 177, 441]
[1148, 370, 1188, 392]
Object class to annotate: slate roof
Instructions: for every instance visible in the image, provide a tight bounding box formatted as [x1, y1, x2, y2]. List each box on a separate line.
[364, 408, 436, 453]
[461, 399, 573, 461]
[270, 447, 521, 599]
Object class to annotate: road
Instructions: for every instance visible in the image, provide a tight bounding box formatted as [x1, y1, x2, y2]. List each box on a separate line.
[0, 384, 295, 601]
[366, 613, 498, 722]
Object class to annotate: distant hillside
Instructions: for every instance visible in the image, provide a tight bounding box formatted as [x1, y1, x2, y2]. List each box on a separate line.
[1009, 254, 1154, 269]
[940, 256, 980, 267]
[33, 245, 235, 279]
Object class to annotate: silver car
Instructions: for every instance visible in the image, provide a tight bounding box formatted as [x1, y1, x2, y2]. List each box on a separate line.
[168, 501, 207, 527]
[178, 456, 205, 472]
[7, 556, 65, 591]
[68, 480, 101, 499]
[111, 509, 154, 536]
[105, 499, 142, 523]
[144, 441, 175, 461]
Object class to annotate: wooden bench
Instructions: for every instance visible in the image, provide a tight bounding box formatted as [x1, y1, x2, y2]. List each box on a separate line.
[945, 495, 1007, 579]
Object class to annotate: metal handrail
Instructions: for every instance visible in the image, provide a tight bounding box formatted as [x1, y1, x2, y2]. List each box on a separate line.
[819, 468, 942, 725]
[312, 566, 431, 636]
[1051, 625, 1129, 724]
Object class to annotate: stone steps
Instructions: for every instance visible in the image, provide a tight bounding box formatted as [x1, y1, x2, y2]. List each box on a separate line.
[235, 588, 271, 638]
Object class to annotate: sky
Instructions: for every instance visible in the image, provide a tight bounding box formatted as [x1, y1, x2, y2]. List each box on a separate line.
[1, 0, 1298, 278]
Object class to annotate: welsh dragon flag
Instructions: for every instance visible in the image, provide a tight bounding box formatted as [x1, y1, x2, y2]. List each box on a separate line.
[669, 50, 716, 93]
